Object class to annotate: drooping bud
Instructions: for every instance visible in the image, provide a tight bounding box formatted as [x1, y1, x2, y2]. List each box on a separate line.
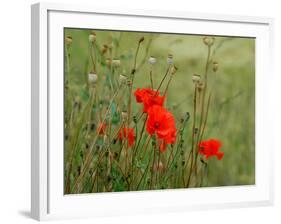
[139, 36, 145, 44]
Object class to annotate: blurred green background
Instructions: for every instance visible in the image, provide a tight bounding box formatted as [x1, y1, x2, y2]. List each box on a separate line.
[65, 28, 255, 187]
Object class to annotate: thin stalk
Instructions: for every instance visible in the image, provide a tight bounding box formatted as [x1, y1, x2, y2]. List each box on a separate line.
[186, 85, 198, 187]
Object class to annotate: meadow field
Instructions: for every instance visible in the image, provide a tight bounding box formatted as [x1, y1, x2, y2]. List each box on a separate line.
[64, 28, 255, 194]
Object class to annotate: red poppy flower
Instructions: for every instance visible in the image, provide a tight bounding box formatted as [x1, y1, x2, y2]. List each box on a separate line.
[118, 127, 135, 147]
[134, 88, 165, 113]
[97, 122, 106, 135]
[146, 105, 176, 152]
[198, 139, 224, 160]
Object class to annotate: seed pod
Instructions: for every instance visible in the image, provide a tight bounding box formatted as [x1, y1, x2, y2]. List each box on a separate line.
[65, 36, 72, 46]
[213, 61, 219, 72]
[203, 37, 215, 46]
[167, 54, 173, 65]
[121, 111, 128, 121]
[119, 74, 127, 84]
[148, 56, 157, 65]
[192, 74, 201, 84]
[112, 59, 121, 68]
[88, 73, 98, 85]
[88, 32, 96, 43]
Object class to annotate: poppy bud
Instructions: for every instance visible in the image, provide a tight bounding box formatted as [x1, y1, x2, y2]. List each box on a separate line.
[88, 32, 96, 43]
[119, 74, 127, 84]
[148, 56, 157, 65]
[112, 59, 121, 68]
[167, 54, 173, 65]
[139, 36, 145, 43]
[65, 36, 72, 46]
[203, 37, 215, 46]
[192, 74, 201, 84]
[213, 61, 219, 72]
[88, 73, 98, 85]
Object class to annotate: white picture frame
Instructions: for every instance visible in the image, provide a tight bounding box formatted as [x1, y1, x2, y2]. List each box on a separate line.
[31, 2, 274, 221]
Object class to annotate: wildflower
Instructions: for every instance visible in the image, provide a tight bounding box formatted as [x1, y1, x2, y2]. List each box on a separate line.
[198, 139, 224, 160]
[118, 127, 135, 147]
[148, 56, 157, 65]
[88, 73, 98, 85]
[146, 105, 177, 152]
[97, 123, 106, 135]
[134, 88, 165, 113]
[88, 32, 96, 43]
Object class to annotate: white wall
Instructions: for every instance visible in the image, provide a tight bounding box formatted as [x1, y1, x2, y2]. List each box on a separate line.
[0, 0, 279, 223]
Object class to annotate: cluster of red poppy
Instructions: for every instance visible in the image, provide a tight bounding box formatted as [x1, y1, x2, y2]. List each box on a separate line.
[198, 139, 224, 160]
[134, 88, 176, 152]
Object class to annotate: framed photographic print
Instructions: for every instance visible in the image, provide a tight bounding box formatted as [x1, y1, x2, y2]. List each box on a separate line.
[31, 2, 274, 221]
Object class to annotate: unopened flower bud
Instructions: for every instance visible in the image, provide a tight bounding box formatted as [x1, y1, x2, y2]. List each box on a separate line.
[88, 32, 96, 43]
[112, 59, 121, 68]
[148, 56, 157, 65]
[192, 74, 201, 84]
[139, 36, 145, 43]
[65, 36, 72, 46]
[119, 74, 127, 84]
[88, 73, 98, 85]
[167, 54, 173, 65]
[213, 61, 219, 72]
[203, 37, 215, 46]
